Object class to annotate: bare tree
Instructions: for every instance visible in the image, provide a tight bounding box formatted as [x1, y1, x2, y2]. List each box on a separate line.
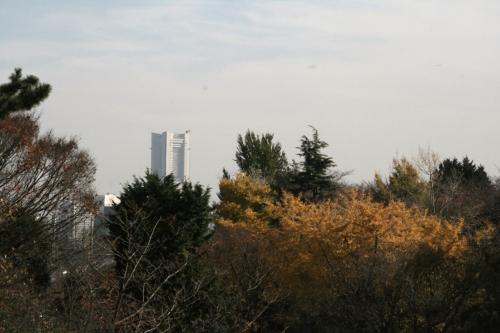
[414, 146, 441, 213]
[0, 113, 96, 222]
[0, 112, 97, 331]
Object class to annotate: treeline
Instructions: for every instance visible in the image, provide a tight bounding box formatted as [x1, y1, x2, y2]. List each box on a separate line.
[1, 70, 499, 332]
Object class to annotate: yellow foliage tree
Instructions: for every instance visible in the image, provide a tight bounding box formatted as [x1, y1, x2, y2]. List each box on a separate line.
[217, 173, 275, 225]
[212, 174, 490, 332]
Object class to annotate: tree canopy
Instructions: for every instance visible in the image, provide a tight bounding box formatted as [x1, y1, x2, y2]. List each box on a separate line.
[109, 172, 212, 274]
[435, 157, 495, 225]
[213, 175, 498, 332]
[107, 172, 233, 331]
[372, 158, 426, 207]
[0, 68, 51, 119]
[0, 70, 97, 331]
[2, 69, 500, 332]
[287, 127, 340, 201]
[235, 130, 288, 183]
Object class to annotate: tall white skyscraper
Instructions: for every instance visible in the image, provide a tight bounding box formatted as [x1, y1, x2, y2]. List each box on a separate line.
[151, 130, 190, 182]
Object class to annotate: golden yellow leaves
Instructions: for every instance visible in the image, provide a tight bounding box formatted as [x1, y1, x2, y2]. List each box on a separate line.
[217, 174, 274, 225]
[217, 175, 466, 257]
[211, 174, 499, 330]
[214, 175, 482, 298]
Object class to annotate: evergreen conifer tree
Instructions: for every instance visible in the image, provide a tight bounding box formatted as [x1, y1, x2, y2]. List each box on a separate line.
[0, 68, 51, 118]
[288, 127, 339, 201]
[107, 172, 234, 331]
[435, 157, 495, 226]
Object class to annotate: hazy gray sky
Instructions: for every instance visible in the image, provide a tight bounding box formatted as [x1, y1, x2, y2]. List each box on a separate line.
[1, 0, 499, 195]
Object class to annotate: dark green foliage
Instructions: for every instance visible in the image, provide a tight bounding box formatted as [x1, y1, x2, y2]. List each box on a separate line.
[109, 172, 211, 266]
[109, 172, 212, 284]
[287, 127, 340, 201]
[489, 179, 500, 225]
[435, 157, 495, 226]
[0, 68, 51, 118]
[0, 64, 498, 331]
[437, 157, 491, 189]
[0, 214, 51, 291]
[235, 130, 288, 183]
[107, 172, 235, 331]
[233, 128, 343, 202]
[222, 167, 231, 180]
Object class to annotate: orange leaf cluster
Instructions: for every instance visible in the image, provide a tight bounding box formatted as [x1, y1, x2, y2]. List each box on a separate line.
[214, 174, 478, 313]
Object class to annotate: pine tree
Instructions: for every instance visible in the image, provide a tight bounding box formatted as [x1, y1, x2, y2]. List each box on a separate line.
[437, 157, 491, 188]
[0, 68, 51, 118]
[288, 127, 340, 201]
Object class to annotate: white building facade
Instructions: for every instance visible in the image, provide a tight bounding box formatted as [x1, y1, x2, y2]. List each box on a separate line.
[151, 130, 190, 182]
[52, 193, 120, 247]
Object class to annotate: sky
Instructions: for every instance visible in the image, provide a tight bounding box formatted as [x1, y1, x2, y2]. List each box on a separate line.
[1, 0, 499, 195]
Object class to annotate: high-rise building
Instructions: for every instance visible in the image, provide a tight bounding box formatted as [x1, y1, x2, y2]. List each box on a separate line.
[151, 130, 190, 182]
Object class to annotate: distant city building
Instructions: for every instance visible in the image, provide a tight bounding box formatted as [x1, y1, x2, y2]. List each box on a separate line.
[54, 194, 120, 243]
[52, 199, 79, 242]
[91, 193, 120, 237]
[151, 130, 190, 182]
[96, 193, 121, 215]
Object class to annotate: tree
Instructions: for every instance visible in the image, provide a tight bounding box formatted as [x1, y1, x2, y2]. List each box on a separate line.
[435, 157, 495, 226]
[287, 127, 341, 201]
[0, 214, 51, 290]
[0, 68, 51, 119]
[217, 173, 275, 225]
[0, 70, 97, 332]
[490, 178, 500, 225]
[107, 172, 234, 332]
[437, 157, 491, 189]
[414, 146, 441, 213]
[214, 174, 289, 331]
[109, 173, 212, 270]
[213, 174, 493, 332]
[0, 89, 96, 296]
[235, 130, 288, 184]
[0, 114, 96, 221]
[372, 158, 426, 207]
